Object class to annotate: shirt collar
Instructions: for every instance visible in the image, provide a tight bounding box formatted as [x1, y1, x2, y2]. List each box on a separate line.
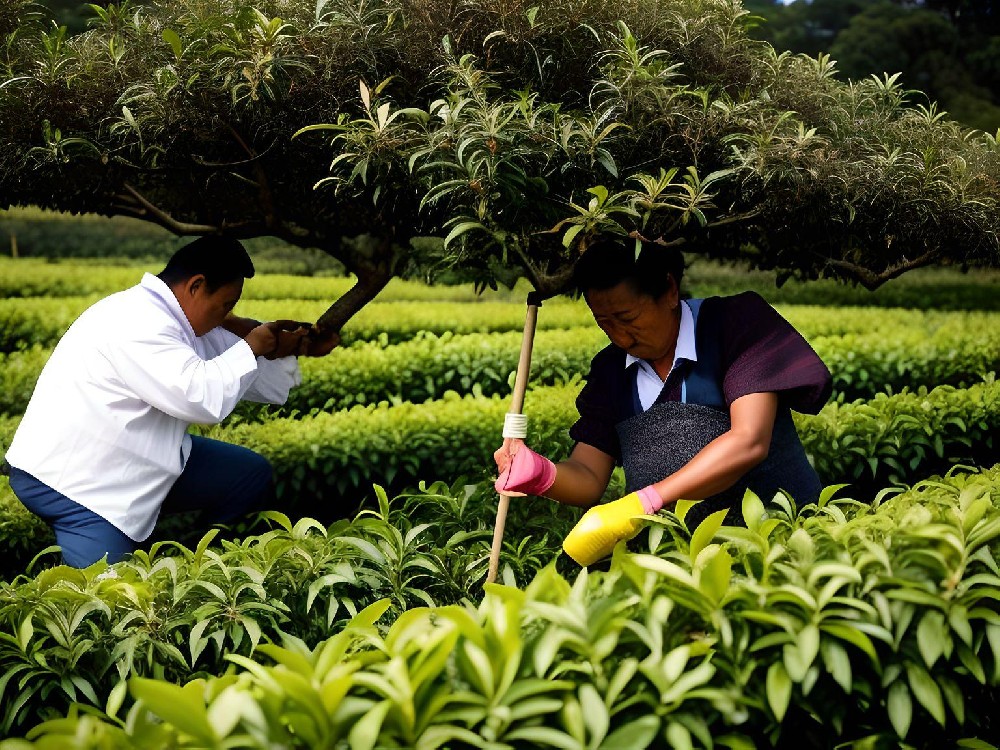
[625, 299, 697, 370]
[140, 273, 196, 338]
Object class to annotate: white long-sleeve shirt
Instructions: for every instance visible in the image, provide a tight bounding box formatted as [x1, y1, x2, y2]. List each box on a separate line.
[6, 273, 301, 540]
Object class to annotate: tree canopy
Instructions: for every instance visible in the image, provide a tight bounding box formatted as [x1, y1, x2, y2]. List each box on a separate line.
[2, 0, 998, 329]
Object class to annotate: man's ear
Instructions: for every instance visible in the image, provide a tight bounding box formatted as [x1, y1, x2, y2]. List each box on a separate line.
[185, 274, 206, 297]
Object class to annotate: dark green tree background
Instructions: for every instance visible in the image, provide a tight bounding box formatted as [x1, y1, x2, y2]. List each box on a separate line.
[745, 0, 1000, 132]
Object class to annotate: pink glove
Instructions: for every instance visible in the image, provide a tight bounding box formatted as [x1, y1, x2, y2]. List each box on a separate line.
[494, 445, 557, 496]
[636, 485, 663, 514]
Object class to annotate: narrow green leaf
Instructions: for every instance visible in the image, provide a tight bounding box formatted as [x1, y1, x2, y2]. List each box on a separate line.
[766, 661, 792, 721]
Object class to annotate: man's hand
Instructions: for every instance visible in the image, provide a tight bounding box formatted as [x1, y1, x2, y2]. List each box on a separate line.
[244, 323, 280, 358]
[245, 321, 340, 359]
[300, 326, 340, 357]
[562, 492, 646, 566]
[267, 320, 311, 360]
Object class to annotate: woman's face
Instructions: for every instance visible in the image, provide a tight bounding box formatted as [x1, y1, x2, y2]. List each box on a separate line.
[585, 278, 680, 362]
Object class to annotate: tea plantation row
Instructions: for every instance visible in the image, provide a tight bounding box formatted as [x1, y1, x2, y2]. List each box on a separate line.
[3, 288, 1000, 353]
[2, 378, 997, 571]
[1, 319, 997, 418]
[2, 257, 998, 310]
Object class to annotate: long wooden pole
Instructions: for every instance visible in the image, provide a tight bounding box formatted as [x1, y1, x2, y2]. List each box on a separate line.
[486, 298, 540, 584]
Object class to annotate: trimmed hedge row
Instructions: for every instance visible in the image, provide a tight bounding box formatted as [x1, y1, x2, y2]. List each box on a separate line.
[0, 296, 594, 352]
[4, 289, 997, 358]
[0, 258, 529, 303]
[5, 464, 1000, 747]
[208, 379, 1000, 511]
[3, 320, 998, 418]
[2, 254, 998, 310]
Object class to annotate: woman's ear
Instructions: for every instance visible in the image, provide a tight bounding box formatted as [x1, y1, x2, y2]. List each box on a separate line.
[665, 273, 680, 309]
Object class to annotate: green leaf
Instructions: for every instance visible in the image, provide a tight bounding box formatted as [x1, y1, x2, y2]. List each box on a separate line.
[106, 678, 128, 718]
[666, 721, 693, 750]
[695, 545, 731, 605]
[689, 508, 727, 562]
[130, 678, 215, 743]
[820, 640, 852, 693]
[443, 221, 488, 249]
[348, 699, 391, 750]
[906, 662, 946, 726]
[916, 611, 946, 668]
[562, 223, 585, 249]
[741, 490, 766, 531]
[766, 661, 792, 721]
[887, 680, 912, 738]
[162, 28, 182, 58]
[597, 716, 659, 750]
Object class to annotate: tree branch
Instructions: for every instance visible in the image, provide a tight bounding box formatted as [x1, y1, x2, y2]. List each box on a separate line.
[112, 183, 221, 235]
[821, 250, 940, 290]
[315, 236, 395, 330]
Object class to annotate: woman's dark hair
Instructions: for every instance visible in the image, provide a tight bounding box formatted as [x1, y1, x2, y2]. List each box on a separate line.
[157, 236, 255, 291]
[573, 237, 685, 299]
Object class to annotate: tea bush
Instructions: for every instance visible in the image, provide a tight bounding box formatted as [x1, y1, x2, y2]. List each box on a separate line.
[5, 464, 1000, 747]
[0, 479, 53, 580]
[212, 379, 1000, 510]
[2, 312, 997, 416]
[3, 257, 998, 309]
[0, 258, 529, 303]
[7, 287, 1000, 354]
[0, 478, 579, 734]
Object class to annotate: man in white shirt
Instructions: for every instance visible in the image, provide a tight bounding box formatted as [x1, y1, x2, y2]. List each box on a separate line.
[4, 236, 338, 567]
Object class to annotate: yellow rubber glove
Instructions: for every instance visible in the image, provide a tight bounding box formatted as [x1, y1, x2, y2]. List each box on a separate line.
[562, 492, 645, 566]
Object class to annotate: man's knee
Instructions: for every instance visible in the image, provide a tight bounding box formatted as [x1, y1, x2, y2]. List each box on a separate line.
[241, 451, 274, 512]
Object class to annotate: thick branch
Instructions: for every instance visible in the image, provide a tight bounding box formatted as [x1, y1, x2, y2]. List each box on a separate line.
[315, 266, 393, 331]
[822, 250, 940, 290]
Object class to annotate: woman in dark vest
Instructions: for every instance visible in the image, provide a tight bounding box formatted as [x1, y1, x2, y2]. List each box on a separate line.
[494, 238, 832, 566]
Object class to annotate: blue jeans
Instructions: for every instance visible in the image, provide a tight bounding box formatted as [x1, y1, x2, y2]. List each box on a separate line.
[8, 436, 273, 568]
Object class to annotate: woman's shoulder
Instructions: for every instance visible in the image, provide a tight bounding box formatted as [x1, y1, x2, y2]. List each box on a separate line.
[585, 341, 625, 380]
[698, 290, 771, 316]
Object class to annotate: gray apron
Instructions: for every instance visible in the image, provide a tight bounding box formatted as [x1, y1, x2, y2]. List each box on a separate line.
[614, 299, 821, 531]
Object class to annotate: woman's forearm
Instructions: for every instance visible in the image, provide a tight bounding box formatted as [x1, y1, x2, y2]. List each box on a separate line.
[651, 392, 778, 507]
[546, 443, 616, 507]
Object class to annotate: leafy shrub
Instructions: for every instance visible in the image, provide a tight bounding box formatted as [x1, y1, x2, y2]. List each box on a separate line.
[210, 379, 1000, 511]
[0, 347, 48, 417]
[0, 296, 594, 352]
[6, 464, 1000, 748]
[0, 478, 576, 734]
[0, 479, 53, 580]
[0, 257, 528, 302]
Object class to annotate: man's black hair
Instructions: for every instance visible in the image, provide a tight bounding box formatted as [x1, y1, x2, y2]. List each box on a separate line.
[157, 236, 255, 291]
[573, 237, 685, 299]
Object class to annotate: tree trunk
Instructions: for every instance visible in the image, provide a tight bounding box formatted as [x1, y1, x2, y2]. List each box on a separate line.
[315, 266, 393, 331]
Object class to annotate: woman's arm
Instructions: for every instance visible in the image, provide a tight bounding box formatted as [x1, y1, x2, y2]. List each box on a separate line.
[547, 442, 617, 508]
[648, 391, 779, 507]
[494, 439, 615, 508]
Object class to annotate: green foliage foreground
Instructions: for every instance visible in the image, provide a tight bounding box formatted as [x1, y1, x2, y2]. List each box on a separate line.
[3, 465, 1000, 747]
